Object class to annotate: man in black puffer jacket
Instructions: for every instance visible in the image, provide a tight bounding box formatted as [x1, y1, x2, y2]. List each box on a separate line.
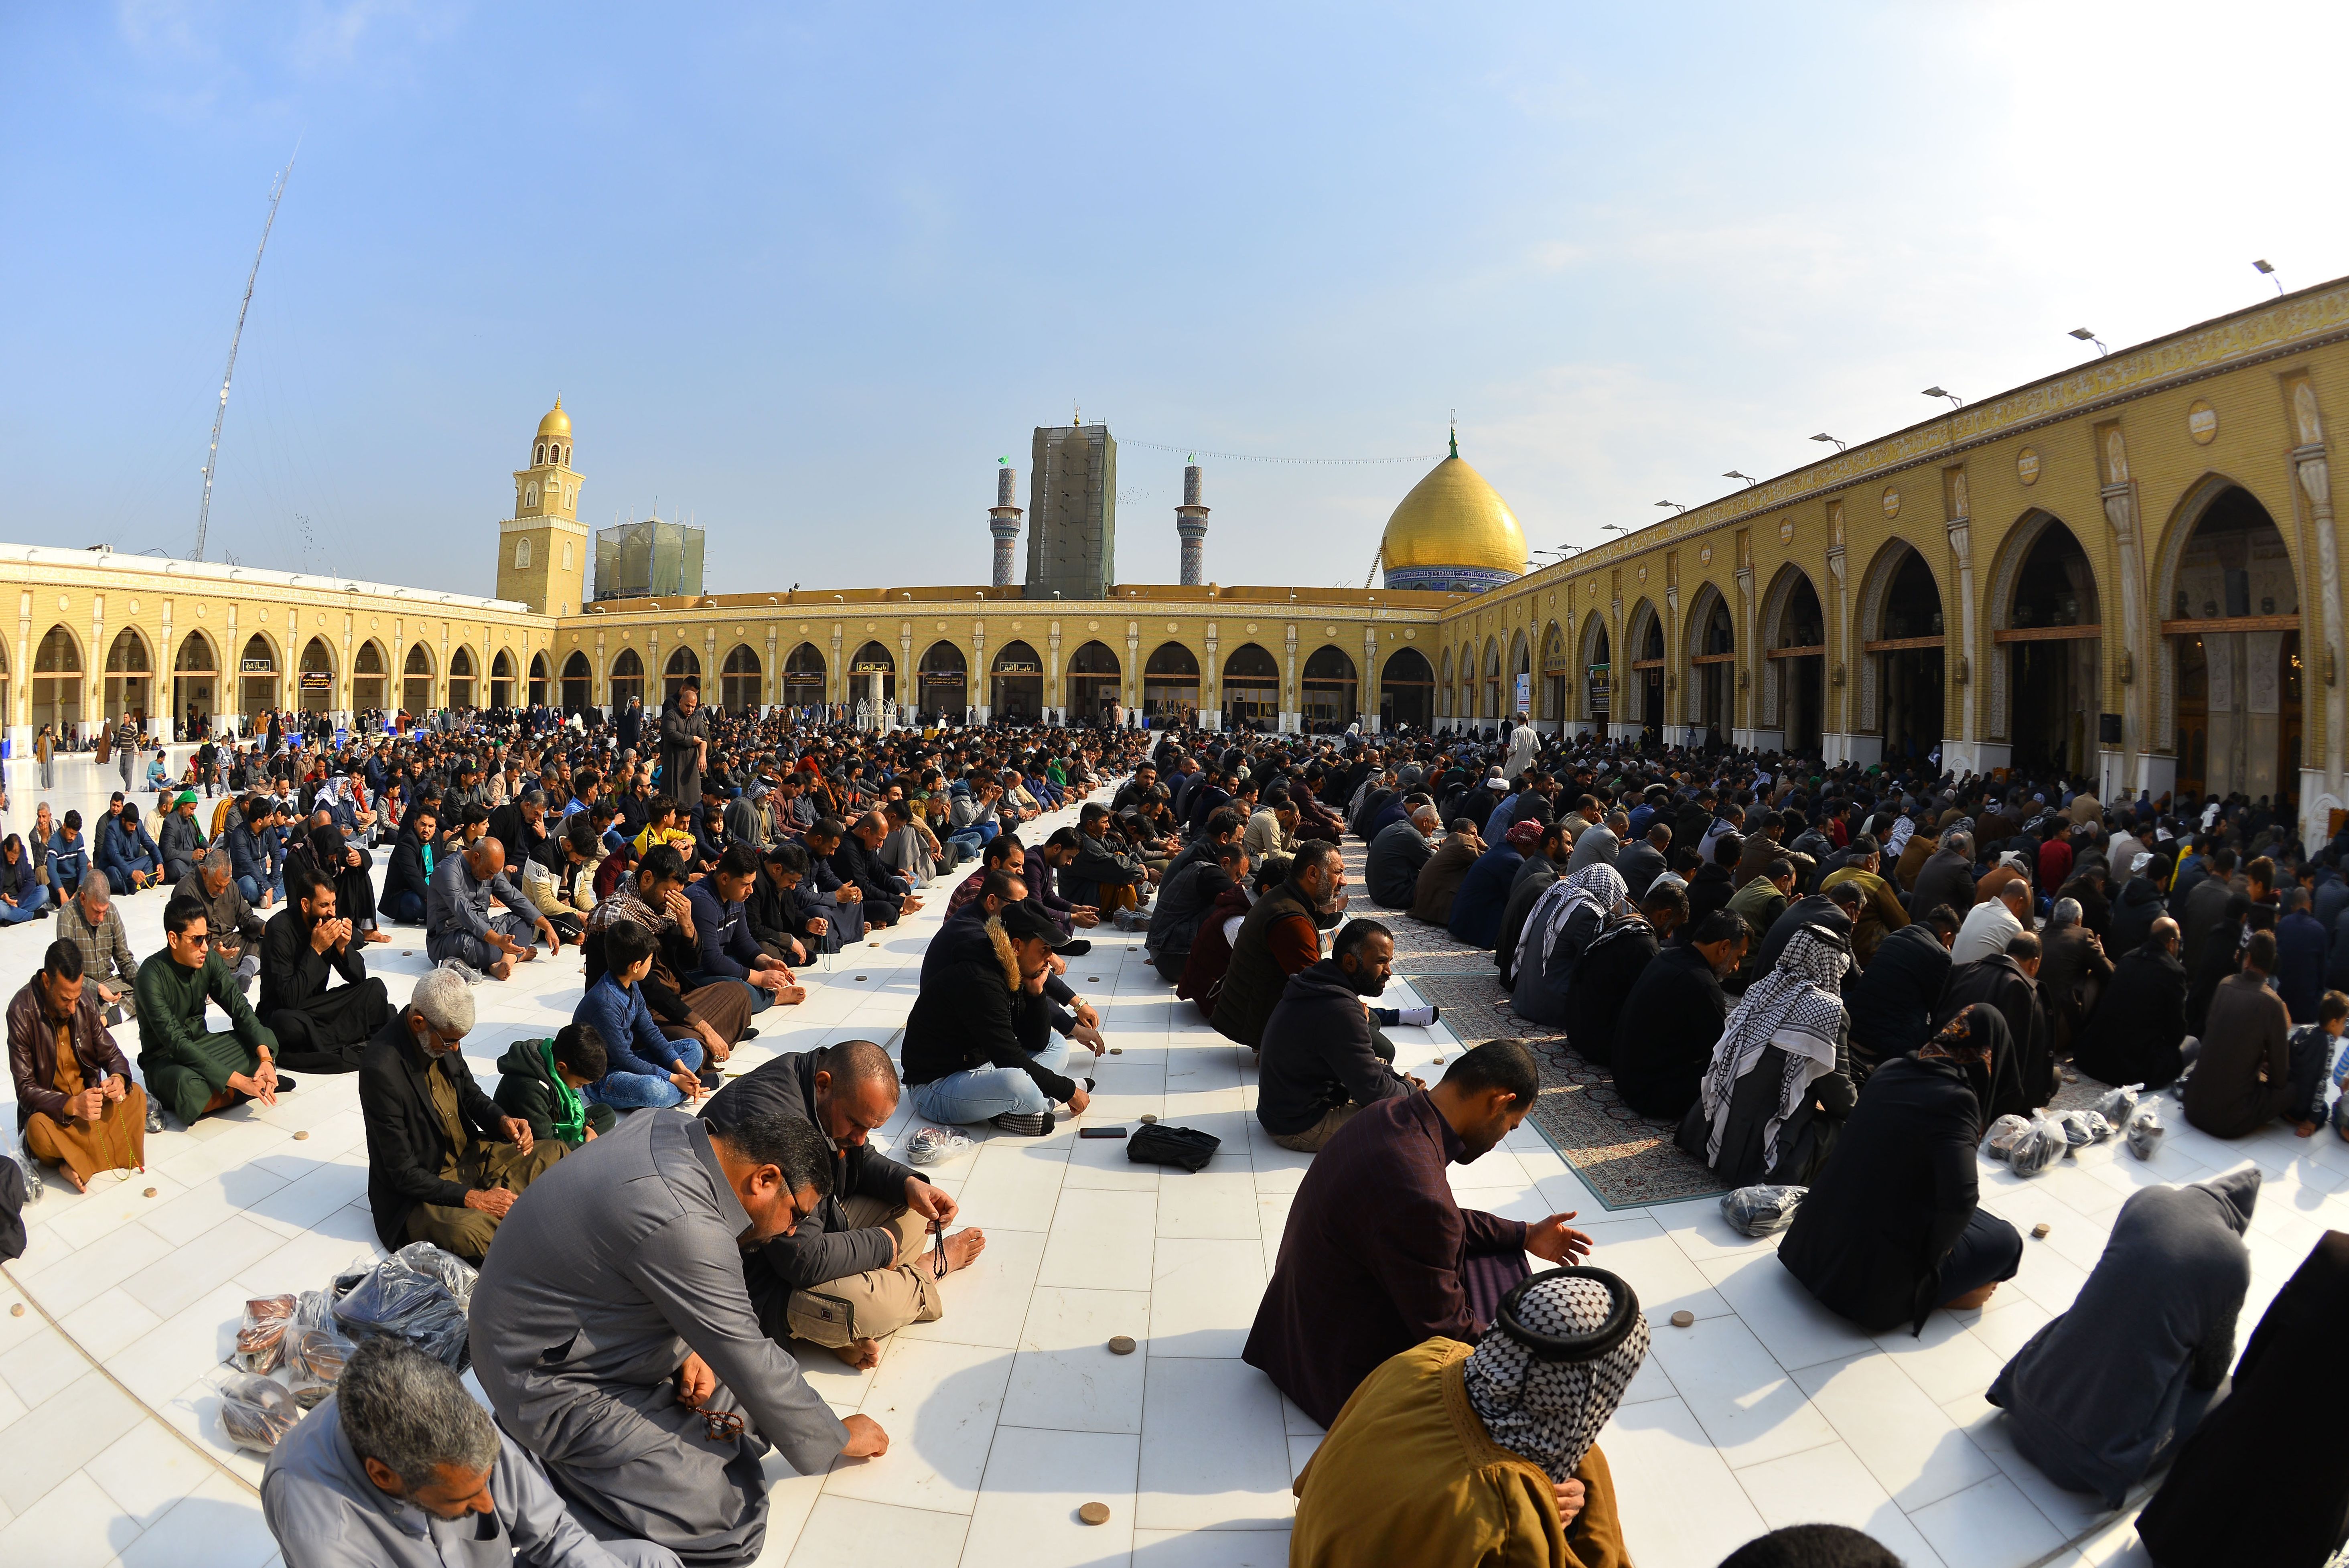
[1146, 838, 1248, 984]
[1255, 921, 1415, 1152]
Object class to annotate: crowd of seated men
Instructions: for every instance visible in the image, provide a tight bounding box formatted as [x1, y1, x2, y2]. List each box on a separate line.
[18, 692, 2349, 1568]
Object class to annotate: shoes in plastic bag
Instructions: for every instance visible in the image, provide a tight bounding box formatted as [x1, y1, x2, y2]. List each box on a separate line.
[436, 957, 487, 985]
[237, 1293, 297, 1373]
[2093, 1083, 2143, 1125]
[144, 1101, 166, 1135]
[2126, 1103, 2166, 1162]
[2006, 1116, 2069, 1177]
[2056, 1109, 2113, 1147]
[1979, 1114, 2034, 1163]
[332, 1247, 475, 1370]
[13, 1152, 41, 1205]
[287, 1323, 357, 1409]
[901, 1125, 978, 1166]
[387, 1240, 479, 1308]
[1720, 1183, 1806, 1237]
[218, 1369, 299, 1452]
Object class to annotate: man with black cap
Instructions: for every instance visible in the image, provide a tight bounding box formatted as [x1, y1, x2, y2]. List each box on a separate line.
[899, 899, 1095, 1135]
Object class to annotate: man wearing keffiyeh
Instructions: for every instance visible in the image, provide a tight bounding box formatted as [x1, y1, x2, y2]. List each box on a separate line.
[1292, 1268, 1647, 1568]
[1677, 924, 1856, 1187]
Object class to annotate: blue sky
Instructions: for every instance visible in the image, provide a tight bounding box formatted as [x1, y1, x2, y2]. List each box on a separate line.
[4, 3, 2344, 597]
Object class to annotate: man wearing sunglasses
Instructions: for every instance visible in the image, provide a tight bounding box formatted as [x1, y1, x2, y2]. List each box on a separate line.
[134, 893, 289, 1127]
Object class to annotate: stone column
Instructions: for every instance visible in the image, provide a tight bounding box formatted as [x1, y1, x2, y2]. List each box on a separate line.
[1204, 621, 1221, 730]
[828, 624, 842, 709]
[1731, 566, 1755, 747]
[970, 619, 988, 723]
[1282, 624, 1299, 734]
[1824, 544, 1850, 764]
[1662, 584, 1681, 747]
[1362, 625, 1381, 733]
[2297, 443, 2344, 839]
[2100, 478, 2150, 801]
[1047, 621, 1062, 724]
[1125, 621, 1141, 719]
[1946, 519, 1982, 772]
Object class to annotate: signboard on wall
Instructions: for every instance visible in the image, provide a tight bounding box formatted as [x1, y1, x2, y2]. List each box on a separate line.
[240, 658, 274, 674]
[299, 672, 333, 690]
[1513, 673, 1531, 714]
[1586, 663, 1610, 714]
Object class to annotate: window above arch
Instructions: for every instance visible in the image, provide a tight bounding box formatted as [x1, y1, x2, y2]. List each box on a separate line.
[514, 537, 533, 570]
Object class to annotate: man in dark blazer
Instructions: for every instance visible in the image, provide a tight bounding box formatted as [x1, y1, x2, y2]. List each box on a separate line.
[356, 968, 562, 1261]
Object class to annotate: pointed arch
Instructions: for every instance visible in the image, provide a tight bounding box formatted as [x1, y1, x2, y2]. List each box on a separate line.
[607, 645, 644, 710]
[1302, 645, 1357, 728]
[1984, 509, 2100, 769]
[528, 650, 550, 708]
[781, 641, 826, 707]
[1683, 581, 1734, 734]
[915, 639, 966, 718]
[2151, 473, 2305, 797]
[173, 629, 220, 732]
[1539, 619, 1569, 724]
[1757, 564, 1825, 743]
[559, 650, 591, 713]
[1380, 645, 1435, 730]
[31, 623, 83, 734]
[1855, 540, 1947, 755]
[1573, 610, 1612, 724]
[402, 640, 436, 713]
[1623, 598, 1663, 726]
[664, 644, 703, 705]
[720, 643, 763, 712]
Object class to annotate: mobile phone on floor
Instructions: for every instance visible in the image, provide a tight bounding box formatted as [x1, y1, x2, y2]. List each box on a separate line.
[1079, 1126, 1129, 1139]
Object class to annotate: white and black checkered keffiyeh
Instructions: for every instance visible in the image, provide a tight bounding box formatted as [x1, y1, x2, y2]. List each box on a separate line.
[1514, 864, 1631, 980]
[1694, 925, 1850, 1172]
[1462, 1274, 1651, 1481]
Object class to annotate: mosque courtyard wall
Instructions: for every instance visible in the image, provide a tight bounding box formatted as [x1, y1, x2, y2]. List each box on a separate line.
[6, 279, 2348, 843]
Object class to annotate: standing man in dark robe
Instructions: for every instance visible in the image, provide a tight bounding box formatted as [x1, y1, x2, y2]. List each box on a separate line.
[1243, 1040, 1592, 1428]
[659, 683, 709, 812]
[260, 867, 392, 1073]
[471, 1110, 888, 1568]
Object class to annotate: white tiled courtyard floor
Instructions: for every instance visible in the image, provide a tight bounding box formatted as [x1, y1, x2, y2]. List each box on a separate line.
[0, 751, 2343, 1568]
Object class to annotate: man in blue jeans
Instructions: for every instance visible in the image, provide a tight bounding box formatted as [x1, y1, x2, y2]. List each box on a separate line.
[899, 900, 1095, 1135]
[684, 844, 802, 1015]
[572, 919, 706, 1110]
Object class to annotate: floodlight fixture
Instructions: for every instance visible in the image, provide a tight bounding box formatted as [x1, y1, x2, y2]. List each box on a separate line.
[2069, 328, 2108, 356]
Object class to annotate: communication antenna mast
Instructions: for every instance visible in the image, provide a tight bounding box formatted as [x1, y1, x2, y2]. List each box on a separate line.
[193, 147, 297, 562]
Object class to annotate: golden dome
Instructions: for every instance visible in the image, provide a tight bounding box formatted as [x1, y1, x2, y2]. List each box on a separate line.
[1380, 438, 1527, 579]
[536, 398, 571, 438]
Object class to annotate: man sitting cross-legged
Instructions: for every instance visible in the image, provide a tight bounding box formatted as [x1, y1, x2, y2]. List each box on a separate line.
[134, 892, 288, 1126]
[470, 1109, 890, 1568]
[8, 938, 147, 1193]
[261, 1336, 680, 1568]
[1245, 1039, 1594, 1428]
[900, 899, 1095, 1135]
[259, 866, 392, 1074]
[358, 967, 566, 1263]
[426, 835, 558, 981]
[1256, 918, 1417, 1154]
[699, 1040, 986, 1370]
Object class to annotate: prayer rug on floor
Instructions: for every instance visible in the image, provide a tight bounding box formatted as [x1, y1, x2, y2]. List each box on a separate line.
[1406, 973, 1730, 1210]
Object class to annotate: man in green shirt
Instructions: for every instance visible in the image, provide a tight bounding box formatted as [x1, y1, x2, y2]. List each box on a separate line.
[136, 893, 288, 1126]
[1727, 855, 1797, 990]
